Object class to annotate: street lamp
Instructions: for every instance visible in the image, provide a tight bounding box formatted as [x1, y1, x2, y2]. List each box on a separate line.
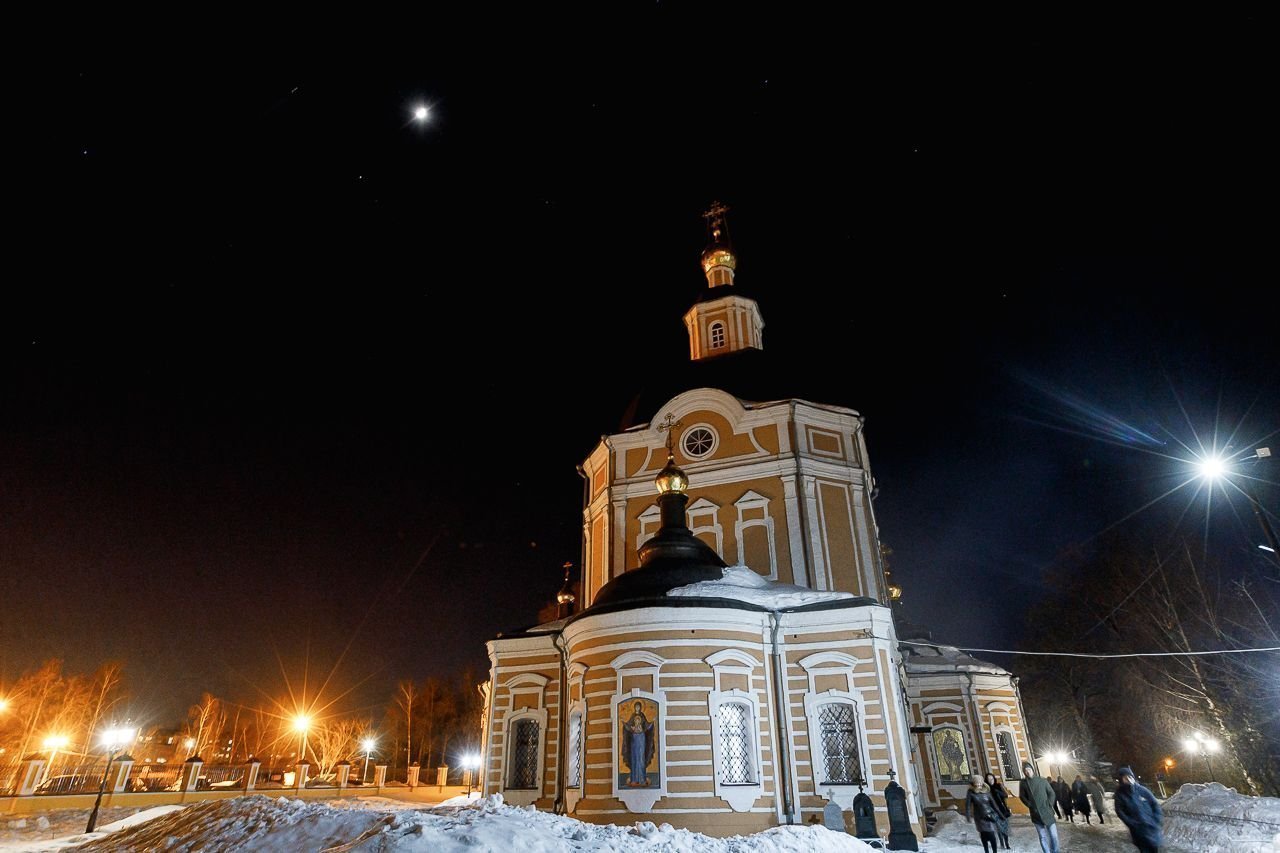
[361, 738, 376, 783]
[1182, 731, 1220, 782]
[41, 735, 70, 784]
[1196, 447, 1279, 567]
[293, 715, 311, 765]
[463, 753, 480, 797]
[86, 727, 135, 833]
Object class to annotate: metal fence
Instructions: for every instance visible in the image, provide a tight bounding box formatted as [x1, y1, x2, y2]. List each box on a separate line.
[31, 762, 106, 795]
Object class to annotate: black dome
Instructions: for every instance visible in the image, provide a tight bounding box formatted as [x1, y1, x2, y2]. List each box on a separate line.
[589, 491, 727, 608]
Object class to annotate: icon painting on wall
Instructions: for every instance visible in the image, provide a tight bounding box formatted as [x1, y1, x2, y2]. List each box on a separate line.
[617, 697, 660, 789]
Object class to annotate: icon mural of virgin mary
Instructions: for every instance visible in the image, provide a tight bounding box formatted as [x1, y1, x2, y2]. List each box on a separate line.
[618, 698, 658, 788]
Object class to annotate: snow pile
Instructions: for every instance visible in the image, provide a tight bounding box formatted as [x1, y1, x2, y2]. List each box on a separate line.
[1162, 782, 1280, 853]
[668, 566, 854, 608]
[73, 792, 881, 852]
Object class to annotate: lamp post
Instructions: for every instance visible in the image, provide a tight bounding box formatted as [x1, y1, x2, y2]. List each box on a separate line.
[86, 727, 135, 833]
[1181, 732, 1220, 782]
[464, 753, 479, 797]
[1196, 447, 1278, 569]
[361, 738, 375, 783]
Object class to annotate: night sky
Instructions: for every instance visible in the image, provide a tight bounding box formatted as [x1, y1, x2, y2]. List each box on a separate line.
[5, 12, 1276, 724]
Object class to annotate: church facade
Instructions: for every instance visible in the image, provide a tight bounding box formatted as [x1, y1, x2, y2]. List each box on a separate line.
[481, 206, 1033, 837]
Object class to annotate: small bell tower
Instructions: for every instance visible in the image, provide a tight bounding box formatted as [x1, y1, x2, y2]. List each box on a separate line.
[684, 202, 764, 361]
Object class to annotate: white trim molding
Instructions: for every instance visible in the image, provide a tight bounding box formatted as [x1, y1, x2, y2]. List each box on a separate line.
[610, 687, 668, 813]
[802, 689, 872, 810]
[734, 490, 778, 581]
[501, 706, 549, 807]
[707, 688, 765, 812]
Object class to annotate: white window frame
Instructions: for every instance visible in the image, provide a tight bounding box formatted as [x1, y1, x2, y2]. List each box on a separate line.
[680, 423, 719, 459]
[985, 701, 1022, 786]
[705, 649, 765, 812]
[709, 321, 726, 349]
[636, 504, 661, 551]
[502, 707, 548, 806]
[799, 652, 871, 810]
[734, 490, 778, 580]
[686, 497, 723, 555]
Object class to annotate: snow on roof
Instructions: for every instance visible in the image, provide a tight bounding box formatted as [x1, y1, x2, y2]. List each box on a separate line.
[75, 791, 882, 851]
[900, 641, 1009, 675]
[667, 565, 856, 609]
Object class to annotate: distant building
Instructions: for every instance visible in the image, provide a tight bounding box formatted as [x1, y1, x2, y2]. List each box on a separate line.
[481, 205, 1034, 836]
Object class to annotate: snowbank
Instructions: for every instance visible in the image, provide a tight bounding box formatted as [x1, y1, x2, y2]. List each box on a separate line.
[1162, 782, 1280, 853]
[74, 792, 881, 852]
[668, 566, 854, 608]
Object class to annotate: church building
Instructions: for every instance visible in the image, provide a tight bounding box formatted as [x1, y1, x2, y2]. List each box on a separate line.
[480, 205, 1034, 838]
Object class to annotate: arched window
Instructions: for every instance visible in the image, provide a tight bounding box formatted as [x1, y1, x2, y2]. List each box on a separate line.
[716, 702, 755, 784]
[507, 718, 541, 789]
[566, 712, 583, 788]
[997, 730, 1019, 781]
[709, 322, 726, 349]
[817, 702, 862, 785]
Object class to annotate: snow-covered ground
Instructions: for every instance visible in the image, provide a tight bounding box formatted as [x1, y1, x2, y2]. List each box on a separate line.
[1163, 782, 1280, 853]
[0, 785, 1274, 851]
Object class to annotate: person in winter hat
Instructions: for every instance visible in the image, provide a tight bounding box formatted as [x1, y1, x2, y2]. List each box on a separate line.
[965, 776, 1000, 853]
[1018, 762, 1060, 853]
[1114, 766, 1163, 852]
[983, 772, 1012, 849]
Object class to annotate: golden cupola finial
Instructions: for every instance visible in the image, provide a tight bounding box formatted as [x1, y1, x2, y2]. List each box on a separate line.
[700, 201, 736, 287]
[655, 452, 689, 495]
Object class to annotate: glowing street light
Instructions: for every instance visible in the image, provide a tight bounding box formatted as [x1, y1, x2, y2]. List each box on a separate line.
[412, 105, 429, 122]
[463, 753, 480, 797]
[184, 737, 197, 754]
[1182, 731, 1220, 783]
[1194, 446, 1279, 565]
[293, 715, 311, 765]
[361, 737, 376, 783]
[86, 727, 135, 833]
[41, 735, 70, 783]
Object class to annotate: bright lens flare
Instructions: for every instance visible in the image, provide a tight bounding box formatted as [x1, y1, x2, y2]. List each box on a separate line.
[293, 715, 311, 733]
[362, 739, 375, 752]
[1196, 455, 1228, 480]
[413, 106, 429, 121]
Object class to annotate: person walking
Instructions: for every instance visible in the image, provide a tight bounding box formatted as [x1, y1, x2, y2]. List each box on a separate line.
[984, 772, 1012, 850]
[1086, 775, 1108, 823]
[1054, 775, 1075, 822]
[965, 776, 1001, 853]
[1071, 774, 1093, 824]
[1114, 766, 1163, 853]
[1019, 762, 1060, 853]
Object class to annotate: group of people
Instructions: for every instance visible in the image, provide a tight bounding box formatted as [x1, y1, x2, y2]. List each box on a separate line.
[1049, 773, 1106, 823]
[964, 772, 1013, 852]
[1012, 762, 1165, 853]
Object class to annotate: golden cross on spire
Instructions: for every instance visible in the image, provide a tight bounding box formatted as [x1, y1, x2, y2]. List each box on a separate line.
[657, 413, 683, 454]
[702, 201, 730, 243]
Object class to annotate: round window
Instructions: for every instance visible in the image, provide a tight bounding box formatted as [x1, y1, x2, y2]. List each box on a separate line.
[681, 426, 717, 459]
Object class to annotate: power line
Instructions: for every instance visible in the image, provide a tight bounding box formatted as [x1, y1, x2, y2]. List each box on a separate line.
[898, 639, 1280, 660]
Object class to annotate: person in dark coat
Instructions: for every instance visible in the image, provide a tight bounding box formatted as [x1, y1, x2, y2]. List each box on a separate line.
[1114, 766, 1163, 853]
[1019, 762, 1061, 853]
[1071, 774, 1093, 823]
[1053, 775, 1074, 822]
[965, 776, 1000, 853]
[983, 772, 1012, 850]
[1087, 775, 1108, 823]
